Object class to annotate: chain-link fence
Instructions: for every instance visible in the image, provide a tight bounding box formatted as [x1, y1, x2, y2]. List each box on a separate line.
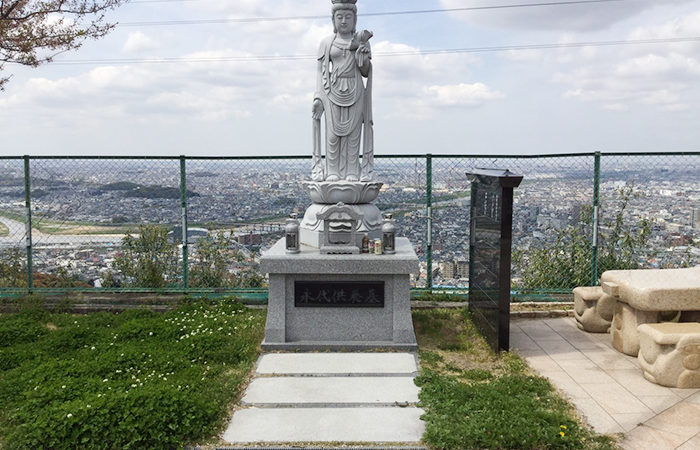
[0, 153, 697, 299]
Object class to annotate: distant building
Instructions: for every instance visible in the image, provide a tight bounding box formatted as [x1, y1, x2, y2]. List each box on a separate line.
[456, 260, 469, 279]
[439, 261, 455, 279]
[168, 227, 209, 244]
[237, 233, 263, 246]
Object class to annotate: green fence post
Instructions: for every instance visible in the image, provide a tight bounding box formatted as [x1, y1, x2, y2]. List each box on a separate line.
[591, 151, 601, 286]
[426, 153, 433, 291]
[23, 156, 33, 292]
[180, 156, 189, 290]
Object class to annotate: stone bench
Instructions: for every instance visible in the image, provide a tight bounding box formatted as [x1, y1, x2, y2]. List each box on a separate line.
[637, 322, 700, 388]
[573, 286, 615, 333]
[601, 266, 700, 356]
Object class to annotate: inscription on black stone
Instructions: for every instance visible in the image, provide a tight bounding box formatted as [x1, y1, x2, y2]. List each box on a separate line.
[295, 281, 385, 308]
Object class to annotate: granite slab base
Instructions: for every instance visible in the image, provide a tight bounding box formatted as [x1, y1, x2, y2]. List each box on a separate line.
[260, 237, 419, 351]
[222, 352, 425, 445]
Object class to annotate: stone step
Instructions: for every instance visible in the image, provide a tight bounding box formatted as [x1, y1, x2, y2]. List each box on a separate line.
[222, 407, 426, 444]
[242, 376, 420, 406]
[255, 352, 418, 376]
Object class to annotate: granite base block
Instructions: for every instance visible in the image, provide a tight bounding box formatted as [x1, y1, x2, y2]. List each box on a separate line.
[260, 238, 419, 351]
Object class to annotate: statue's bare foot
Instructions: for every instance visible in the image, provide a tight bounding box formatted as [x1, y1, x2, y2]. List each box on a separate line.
[346, 175, 359, 182]
[326, 175, 340, 182]
[360, 175, 373, 182]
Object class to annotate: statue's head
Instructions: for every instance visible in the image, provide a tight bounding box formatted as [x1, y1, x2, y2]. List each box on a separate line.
[331, 0, 357, 34]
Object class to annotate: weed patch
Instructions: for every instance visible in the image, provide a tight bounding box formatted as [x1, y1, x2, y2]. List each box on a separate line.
[0, 300, 265, 449]
[413, 308, 617, 449]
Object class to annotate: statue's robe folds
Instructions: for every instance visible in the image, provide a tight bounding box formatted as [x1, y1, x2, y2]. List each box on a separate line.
[314, 35, 374, 182]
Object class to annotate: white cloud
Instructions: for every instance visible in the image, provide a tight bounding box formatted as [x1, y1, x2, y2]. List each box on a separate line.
[425, 83, 504, 107]
[370, 41, 500, 119]
[0, 46, 313, 125]
[439, 0, 691, 31]
[1, 0, 500, 126]
[122, 32, 161, 54]
[553, 10, 700, 111]
[0, 33, 497, 124]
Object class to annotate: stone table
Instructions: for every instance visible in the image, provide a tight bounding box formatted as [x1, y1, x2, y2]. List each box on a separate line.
[601, 266, 700, 356]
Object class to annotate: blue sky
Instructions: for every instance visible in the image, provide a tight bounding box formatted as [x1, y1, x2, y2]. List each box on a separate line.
[1, 0, 700, 156]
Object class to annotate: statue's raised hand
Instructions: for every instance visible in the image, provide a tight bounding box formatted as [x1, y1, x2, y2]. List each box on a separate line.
[354, 30, 372, 69]
[312, 99, 324, 120]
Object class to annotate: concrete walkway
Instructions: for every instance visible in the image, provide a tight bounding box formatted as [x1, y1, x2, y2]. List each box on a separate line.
[511, 317, 700, 449]
[222, 353, 425, 446]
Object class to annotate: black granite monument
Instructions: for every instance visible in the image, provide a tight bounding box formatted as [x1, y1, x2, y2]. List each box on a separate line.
[467, 169, 523, 352]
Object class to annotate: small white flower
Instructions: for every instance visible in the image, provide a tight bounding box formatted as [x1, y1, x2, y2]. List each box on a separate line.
[91, 346, 96, 350]
[67, 413, 73, 418]
[103, 379, 108, 383]
[61, 385, 66, 389]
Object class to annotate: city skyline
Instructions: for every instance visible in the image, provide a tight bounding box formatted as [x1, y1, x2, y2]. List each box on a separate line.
[1, 155, 697, 288]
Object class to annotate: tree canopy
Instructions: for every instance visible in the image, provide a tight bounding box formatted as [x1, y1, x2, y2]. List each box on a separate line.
[0, 0, 125, 90]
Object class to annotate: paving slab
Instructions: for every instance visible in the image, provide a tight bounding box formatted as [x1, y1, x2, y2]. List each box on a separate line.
[642, 402, 700, 441]
[687, 391, 700, 405]
[256, 353, 418, 376]
[622, 425, 689, 449]
[611, 411, 656, 432]
[669, 388, 700, 399]
[676, 432, 700, 450]
[242, 376, 419, 406]
[513, 317, 700, 447]
[222, 407, 426, 444]
[517, 351, 560, 372]
[579, 348, 638, 370]
[637, 395, 685, 414]
[606, 369, 679, 397]
[573, 398, 623, 434]
[539, 370, 591, 399]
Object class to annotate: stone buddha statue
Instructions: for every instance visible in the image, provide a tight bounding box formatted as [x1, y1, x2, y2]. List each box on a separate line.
[312, 0, 374, 183]
[301, 0, 381, 249]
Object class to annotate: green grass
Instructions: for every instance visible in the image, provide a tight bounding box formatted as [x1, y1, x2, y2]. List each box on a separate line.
[0, 299, 265, 449]
[0, 302, 618, 449]
[412, 290, 468, 302]
[413, 308, 618, 450]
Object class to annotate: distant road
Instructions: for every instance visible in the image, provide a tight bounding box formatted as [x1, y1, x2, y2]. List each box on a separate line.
[0, 216, 124, 248]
